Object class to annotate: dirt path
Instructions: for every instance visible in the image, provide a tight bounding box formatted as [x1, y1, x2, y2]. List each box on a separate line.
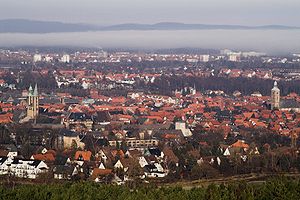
[164, 172, 300, 189]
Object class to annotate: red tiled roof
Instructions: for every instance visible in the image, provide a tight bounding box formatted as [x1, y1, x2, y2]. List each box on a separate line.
[32, 153, 55, 162]
[92, 168, 112, 179]
[231, 140, 249, 149]
[75, 151, 92, 161]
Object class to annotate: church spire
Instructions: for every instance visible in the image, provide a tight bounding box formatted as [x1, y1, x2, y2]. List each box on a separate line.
[272, 81, 280, 92]
[33, 83, 38, 96]
[28, 84, 33, 96]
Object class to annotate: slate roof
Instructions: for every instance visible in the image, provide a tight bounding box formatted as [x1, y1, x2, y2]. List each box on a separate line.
[68, 112, 92, 121]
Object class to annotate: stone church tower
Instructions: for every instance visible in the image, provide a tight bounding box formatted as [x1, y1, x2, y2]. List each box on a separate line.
[27, 84, 39, 119]
[271, 81, 280, 109]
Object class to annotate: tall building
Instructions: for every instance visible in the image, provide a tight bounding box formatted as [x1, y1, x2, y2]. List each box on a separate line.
[33, 54, 42, 62]
[61, 54, 70, 63]
[271, 81, 280, 109]
[199, 55, 210, 62]
[27, 84, 39, 119]
[228, 54, 240, 62]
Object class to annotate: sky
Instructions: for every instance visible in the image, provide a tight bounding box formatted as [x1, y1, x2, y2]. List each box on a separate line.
[0, 0, 299, 26]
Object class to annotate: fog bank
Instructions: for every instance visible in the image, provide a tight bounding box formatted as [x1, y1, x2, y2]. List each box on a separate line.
[0, 30, 300, 55]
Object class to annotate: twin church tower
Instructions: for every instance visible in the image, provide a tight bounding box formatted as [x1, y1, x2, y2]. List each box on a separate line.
[27, 84, 39, 119]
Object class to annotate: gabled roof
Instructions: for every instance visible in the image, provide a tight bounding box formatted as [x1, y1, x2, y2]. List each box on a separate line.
[231, 140, 249, 149]
[111, 150, 125, 158]
[75, 151, 92, 161]
[91, 168, 112, 179]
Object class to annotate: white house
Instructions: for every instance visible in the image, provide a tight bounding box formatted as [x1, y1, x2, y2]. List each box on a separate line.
[0, 157, 13, 175]
[139, 156, 148, 168]
[144, 163, 167, 178]
[1, 157, 49, 179]
[11, 159, 48, 179]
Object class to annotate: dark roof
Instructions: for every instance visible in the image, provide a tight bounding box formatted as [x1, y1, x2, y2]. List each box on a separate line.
[12, 110, 26, 122]
[54, 154, 69, 165]
[53, 165, 75, 174]
[68, 112, 92, 121]
[122, 123, 172, 131]
[64, 98, 80, 104]
[93, 111, 111, 123]
[148, 148, 162, 157]
[144, 164, 157, 172]
[109, 110, 124, 115]
[36, 115, 56, 124]
[280, 99, 300, 109]
[59, 129, 78, 137]
[3, 144, 18, 152]
[0, 156, 8, 164]
[39, 97, 61, 105]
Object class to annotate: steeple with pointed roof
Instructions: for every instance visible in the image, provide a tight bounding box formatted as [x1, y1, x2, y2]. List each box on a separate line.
[33, 83, 38, 96]
[28, 85, 33, 96]
[272, 81, 280, 92]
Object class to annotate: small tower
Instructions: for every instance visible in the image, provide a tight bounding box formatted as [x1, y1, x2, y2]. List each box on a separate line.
[27, 84, 39, 119]
[271, 81, 280, 109]
[191, 84, 197, 95]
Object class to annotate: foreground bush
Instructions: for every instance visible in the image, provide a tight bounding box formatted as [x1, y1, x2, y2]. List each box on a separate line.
[0, 177, 299, 200]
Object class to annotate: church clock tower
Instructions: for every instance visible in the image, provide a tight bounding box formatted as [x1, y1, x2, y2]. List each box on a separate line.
[271, 81, 280, 110]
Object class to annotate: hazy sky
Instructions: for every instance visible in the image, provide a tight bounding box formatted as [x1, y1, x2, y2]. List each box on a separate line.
[0, 0, 299, 26]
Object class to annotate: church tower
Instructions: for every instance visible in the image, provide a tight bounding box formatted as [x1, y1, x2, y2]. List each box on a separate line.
[27, 84, 39, 119]
[271, 81, 280, 109]
[191, 84, 197, 95]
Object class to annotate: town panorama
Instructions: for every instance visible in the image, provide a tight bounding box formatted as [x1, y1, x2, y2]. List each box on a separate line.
[0, 47, 300, 186]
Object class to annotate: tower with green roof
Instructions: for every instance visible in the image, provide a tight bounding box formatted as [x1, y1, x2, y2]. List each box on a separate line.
[27, 84, 39, 119]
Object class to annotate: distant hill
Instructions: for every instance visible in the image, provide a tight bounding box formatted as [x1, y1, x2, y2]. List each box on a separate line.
[0, 19, 299, 33]
[0, 19, 97, 33]
[102, 22, 300, 31]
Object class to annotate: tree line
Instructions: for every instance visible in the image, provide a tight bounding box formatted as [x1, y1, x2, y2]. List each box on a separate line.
[149, 75, 300, 96]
